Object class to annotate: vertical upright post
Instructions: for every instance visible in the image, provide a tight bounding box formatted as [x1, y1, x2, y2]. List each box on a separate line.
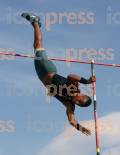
[91, 59, 100, 155]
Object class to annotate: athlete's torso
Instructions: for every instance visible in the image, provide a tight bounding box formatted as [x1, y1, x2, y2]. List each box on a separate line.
[51, 74, 80, 106]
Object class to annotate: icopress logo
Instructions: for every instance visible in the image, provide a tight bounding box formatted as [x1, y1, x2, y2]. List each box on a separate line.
[45, 11, 95, 31]
[0, 48, 14, 61]
[1, 8, 95, 32]
[66, 48, 115, 62]
[106, 6, 120, 25]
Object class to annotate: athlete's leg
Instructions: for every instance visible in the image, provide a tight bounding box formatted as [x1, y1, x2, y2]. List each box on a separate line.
[21, 13, 43, 51]
[33, 22, 43, 50]
[21, 13, 57, 85]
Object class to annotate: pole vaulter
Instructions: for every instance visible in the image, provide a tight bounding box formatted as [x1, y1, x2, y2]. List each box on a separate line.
[1, 12, 120, 155]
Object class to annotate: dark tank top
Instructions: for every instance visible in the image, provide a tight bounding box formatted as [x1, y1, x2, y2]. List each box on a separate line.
[51, 74, 80, 104]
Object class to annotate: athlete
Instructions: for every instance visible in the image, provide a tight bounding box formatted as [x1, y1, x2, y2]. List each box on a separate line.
[21, 13, 96, 136]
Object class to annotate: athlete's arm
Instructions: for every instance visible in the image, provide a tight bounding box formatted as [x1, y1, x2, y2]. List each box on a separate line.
[66, 105, 91, 136]
[67, 74, 96, 84]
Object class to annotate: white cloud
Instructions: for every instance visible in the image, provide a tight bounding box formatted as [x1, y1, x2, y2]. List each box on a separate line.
[38, 112, 120, 155]
[102, 146, 120, 155]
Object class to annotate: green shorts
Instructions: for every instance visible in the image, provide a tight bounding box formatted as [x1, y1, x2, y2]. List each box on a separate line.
[34, 48, 57, 84]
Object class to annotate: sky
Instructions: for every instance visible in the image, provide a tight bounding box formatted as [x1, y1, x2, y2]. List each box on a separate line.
[0, 0, 120, 155]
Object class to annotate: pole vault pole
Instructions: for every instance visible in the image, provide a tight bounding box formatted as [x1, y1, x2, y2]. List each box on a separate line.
[91, 59, 100, 155]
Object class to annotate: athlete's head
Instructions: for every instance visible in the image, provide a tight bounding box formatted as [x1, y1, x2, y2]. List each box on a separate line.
[73, 94, 92, 107]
